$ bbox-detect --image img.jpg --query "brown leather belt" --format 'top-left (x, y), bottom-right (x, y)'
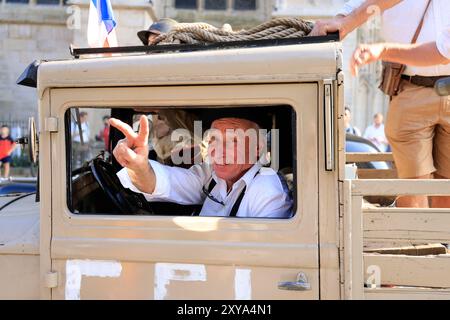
top-left (401, 75), bottom-right (449, 88)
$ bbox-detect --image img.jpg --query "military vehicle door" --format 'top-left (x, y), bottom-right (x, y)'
top-left (49, 82), bottom-right (321, 300)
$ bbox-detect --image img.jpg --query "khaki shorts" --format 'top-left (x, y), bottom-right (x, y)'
top-left (385, 80), bottom-right (450, 179)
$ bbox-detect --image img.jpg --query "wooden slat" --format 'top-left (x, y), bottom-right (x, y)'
top-left (365, 287), bottom-right (450, 300)
top-left (352, 195), bottom-right (364, 299)
top-left (357, 169), bottom-right (397, 179)
top-left (364, 244), bottom-right (447, 256)
top-left (343, 181), bottom-right (353, 299)
top-left (363, 209), bottom-right (450, 243)
top-left (344, 182), bottom-right (365, 299)
top-left (364, 254), bottom-right (450, 288)
top-left (346, 152), bottom-right (394, 163)
top-left (352, 179), bottom-right (450, 196)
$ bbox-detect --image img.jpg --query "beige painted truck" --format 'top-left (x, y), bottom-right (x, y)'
top-left (1, 37), bottom-right (450, 300)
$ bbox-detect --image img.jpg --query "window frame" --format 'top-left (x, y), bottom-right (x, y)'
top-left (174, 0), bottom-right (198, 10)
top-left (233, 0), bottom-right (257, 11)
top-left (204, 0), bottom-right (227, 11)
top-left (172, 0), bottom-right (257, 11)
top-left (64, 104), bottom-right (298, 218)
top-left (3, 0), bottom-right (66, 5)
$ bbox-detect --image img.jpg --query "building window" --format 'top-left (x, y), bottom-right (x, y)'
top-left (4, 0), bottom-right (66, 4)
top-left (175, 0), bottom-right (197, 9)
top-left (205, 0), bottom-right (226, 10)
top-left (36, 0), bottom-right (60, 4)
top-left (173, 0), bottom-right (256, 11)
top-left (5, 0), bottom-right (29, 3)
top-left (234, 0), bottom-right (256, 10)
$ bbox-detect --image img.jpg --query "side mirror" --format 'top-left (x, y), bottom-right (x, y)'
top-left (16, 60), bottom-right (44, 88)
top-left (16, 117), bottom-right (38, 164)
top-left (435, 77), bottom-right (450, 96)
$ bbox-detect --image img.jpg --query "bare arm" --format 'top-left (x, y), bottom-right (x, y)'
top-left (381, 42), bottom-right (449, 66)
top-left (350, 42), bottom-right (450, 75)
top-left (310, 0), bottom-right (403, 39)
top-left (109, 115), bottom-right (157, 194)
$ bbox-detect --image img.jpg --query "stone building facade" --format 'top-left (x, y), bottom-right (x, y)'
top-left (274, 0), bottom-right (390, 133)
top-left (0, 0), bottom-right (273, 131)
top-left (0, 0), bottom-right (154, 127)
top-left (0, 0), bottom-right (71, 123)
top-left (1, 0), bottom-right (388, 134)
top-left (153, 0), bottom-right (273, 29)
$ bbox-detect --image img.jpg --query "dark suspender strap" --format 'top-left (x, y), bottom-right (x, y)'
top-left (229, 186), bottom-right (246, 217)
top-left (196, 170), bottom-right (260, 217)
top-left (229, 171), bottom-right (260, 217)
top-left (207, 178), bottom-right (216, 193)
top-left (193, 177), bottom-right (216, 216)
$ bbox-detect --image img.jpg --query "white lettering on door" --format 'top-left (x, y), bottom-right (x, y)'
top-left (154, 263), bottom-right (207, 300)
top-left (65, 260), bottom-right (122, 300)
top-left (234, 268), bottom-right (252, 300)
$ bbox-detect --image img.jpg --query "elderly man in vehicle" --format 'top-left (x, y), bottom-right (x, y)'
top-left (109, 115), bottom-right (293, 218)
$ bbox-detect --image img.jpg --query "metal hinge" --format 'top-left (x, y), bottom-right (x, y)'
top-left (44, 271), bottom-right (58, 288)
top-left (44, 117), bottom-right (58, 132)
top-left (337, 70), bottom-right (344, 86)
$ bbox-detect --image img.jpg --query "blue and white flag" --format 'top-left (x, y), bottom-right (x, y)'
top-left (87, 0), bottom-right (118, 48)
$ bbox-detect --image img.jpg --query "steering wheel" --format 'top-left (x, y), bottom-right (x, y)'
top-left (90, 158), bottom-right (154, 215)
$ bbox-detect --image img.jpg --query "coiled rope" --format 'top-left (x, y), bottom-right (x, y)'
top-left (154, 18), bottom-right (314, 45)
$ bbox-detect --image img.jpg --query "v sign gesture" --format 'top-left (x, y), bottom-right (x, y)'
top-left (109, 115), bottom-right (156, 194)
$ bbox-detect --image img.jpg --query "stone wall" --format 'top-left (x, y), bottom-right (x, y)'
top-left (0, 0), bottom-right (154, 135)
top-left (1, 0), bottom-right (390, 134)
top-left (0, 3), bottom-right (72, 122)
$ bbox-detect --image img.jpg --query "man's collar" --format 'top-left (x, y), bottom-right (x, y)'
top-left (239, 162), bottom-right (263, 187)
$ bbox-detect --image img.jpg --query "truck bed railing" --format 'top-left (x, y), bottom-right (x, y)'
top-left (346, 152), bottom-right (394, 163)
top-left (346, 152), bottom-right (397, 179)
top-left (344, 179), bottom-right (450, 300)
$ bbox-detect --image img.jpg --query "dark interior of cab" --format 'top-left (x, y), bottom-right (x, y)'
top-left (66, 105), bottom-right (296, 217)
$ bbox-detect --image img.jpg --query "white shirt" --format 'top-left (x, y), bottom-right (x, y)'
top-left (117, 160), bottom-right (293, 218)
top-left (338, 0), bottom-right (450, 76)
top-left (71, 122), bottom-right (90, 143)
top-left (437, 24), bottom-right (450, 59)
top-left (346, 125), bottom-right (362, 136)
top-left (363, 123), bottom-right (388, 152)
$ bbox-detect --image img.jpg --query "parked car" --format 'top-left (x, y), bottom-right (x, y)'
top-left (0, 178), bottom-right (37, 196)
top-left (345, 133), bottom-right (390, 169)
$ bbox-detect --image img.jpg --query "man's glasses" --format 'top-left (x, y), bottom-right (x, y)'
top-left (202, 184), bottom-right (225, 206)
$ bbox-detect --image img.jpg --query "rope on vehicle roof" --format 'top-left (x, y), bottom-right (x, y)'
top-left (154, 18), bottom-right (314, 45)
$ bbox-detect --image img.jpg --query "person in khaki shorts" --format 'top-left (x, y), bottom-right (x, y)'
top-left (310, 0), bottom-right (450, 208)
top-left (350, 36), bottom-right (450, 207)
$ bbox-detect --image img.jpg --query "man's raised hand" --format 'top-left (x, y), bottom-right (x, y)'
top-left (350, 43), bottom-right (385, 76)
top-left (109, 115), bottom-right (156, 194)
